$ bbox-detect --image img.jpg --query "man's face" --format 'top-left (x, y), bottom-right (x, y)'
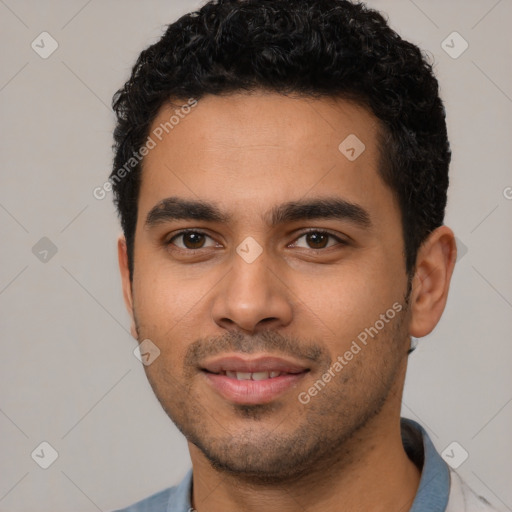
top-left (124, 92), bottom-right (412, 480)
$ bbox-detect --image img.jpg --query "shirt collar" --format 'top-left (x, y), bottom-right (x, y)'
top-left (167, 468), bottom-right (193, 512)
top-left (403, 417), bottom-right (451, 512)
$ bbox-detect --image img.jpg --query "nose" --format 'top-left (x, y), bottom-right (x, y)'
top-left (210, 247), bottom-right (293, 334)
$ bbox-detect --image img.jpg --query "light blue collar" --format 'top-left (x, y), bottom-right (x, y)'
top-left (404, 418), bottom-right (451, 512)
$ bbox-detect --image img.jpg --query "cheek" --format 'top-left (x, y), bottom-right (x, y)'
top-left (132, 271), bottom-right (198, 377)
top-left (300, 261), bottom-right (405, 343)
top-left (131, 260), bottom-right (225, 369)
top-left (133, 260), bottom-right (209, 325)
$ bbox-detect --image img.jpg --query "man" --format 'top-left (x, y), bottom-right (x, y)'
top-left (110, 0), bottom-right (496, 510)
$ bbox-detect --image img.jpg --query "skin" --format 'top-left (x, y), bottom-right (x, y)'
top-left (117, 91), bottom-right (457, 512)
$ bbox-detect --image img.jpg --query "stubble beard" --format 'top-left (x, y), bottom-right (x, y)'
top-left (135, 299), bottom-right (411, 484)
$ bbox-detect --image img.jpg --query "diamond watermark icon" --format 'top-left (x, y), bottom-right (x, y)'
top-left (31, 441), bottom-right (59, 469)
top-left (236, 236), bottom-right (263, 264)
top-left (441, 32), bottom-right (468, 59)
top-left (441, 441), bottom-right (469, 469)
top-left (455, 237), bottom-right (468, 262)
top-left (134, 339), bottom-right (161, 366)
top-left (31, 32), bottom-right (59, 59)
top-left (338, 134), bottom-right (366, 161)
top-left (32, 237), bottom-right (58, 263)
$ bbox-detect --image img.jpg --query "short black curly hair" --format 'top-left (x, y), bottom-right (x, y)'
top-left (111, 0), bottom-right (450, 283)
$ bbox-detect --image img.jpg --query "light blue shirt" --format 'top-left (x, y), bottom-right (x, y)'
top-left (113, 417), bottom-right (450, 512)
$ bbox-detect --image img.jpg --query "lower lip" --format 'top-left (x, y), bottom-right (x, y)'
top-left (203, 372), bottom-right (307, 405)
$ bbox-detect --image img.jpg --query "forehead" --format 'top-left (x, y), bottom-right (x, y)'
top-left (137, 92), bottom-right (397, 230)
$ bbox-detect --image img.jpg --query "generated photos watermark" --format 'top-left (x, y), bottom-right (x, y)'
top-left (298, 301), bottom-right (403, 404)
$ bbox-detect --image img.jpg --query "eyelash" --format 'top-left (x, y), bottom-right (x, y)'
top-left (166, 228), bottom-right (347, 253)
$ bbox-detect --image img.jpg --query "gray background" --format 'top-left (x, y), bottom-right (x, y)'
top-left (0, 1), bottom-right (511, 511)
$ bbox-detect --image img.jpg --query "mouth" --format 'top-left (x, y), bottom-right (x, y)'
top-left (206, 370), bottom-right (294, 380)
top-left (200, 355), bottom-right (310, 405)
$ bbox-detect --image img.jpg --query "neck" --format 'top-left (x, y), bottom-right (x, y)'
top-left (189, 407), bottom-right (421, 512)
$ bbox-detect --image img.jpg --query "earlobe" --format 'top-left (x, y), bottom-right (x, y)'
top-left (117, 234), bottom-right (138, 339)
top-left (409, 226), bottom-right (457, 338)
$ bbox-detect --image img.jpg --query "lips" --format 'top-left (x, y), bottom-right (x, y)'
top-left (201, 355), bottom-right (308, 374)
top-left (201, 355), bottom-right (309, 405)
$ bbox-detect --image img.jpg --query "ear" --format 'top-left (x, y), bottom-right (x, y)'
top-left (117, 234), bottom-right (138, 340)
top-left (409, 225), bottom-right (457, 338)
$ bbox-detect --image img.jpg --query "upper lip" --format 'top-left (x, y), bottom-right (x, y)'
top-left (200, 355), bottom-right (310, 374)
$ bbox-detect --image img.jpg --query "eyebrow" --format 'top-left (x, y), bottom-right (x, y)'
top-left (145, 196), bottom-right (372, 229)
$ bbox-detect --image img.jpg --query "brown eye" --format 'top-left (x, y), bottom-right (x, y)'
top-left (168, 231), bottom-right (216, 250)
top-left (182, 232), bottom-right (205, 249)
top-left (291, 230), bottom-right (344, 250)
top-left (305, 232), bottom-right (329, 249)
